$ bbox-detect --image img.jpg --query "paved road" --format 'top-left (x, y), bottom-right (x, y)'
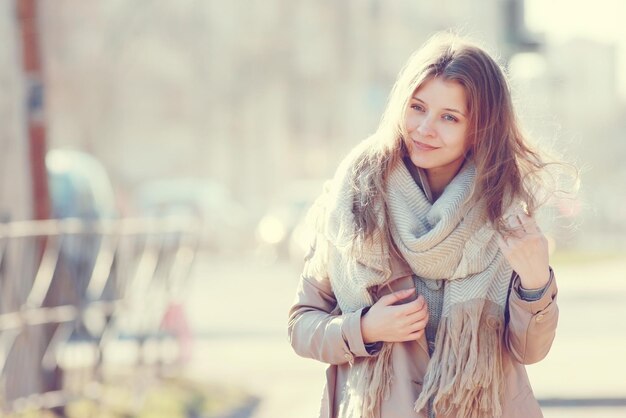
top-left (182, 251), bottom-right (626, 418)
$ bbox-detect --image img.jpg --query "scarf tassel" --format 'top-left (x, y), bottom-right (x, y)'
top-left (338, 342), bottom-right (394, 418)
top-left (414, 300), bottom-right (505, 418)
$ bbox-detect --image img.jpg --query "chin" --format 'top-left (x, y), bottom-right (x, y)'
top-left (407, 152), bottom-right (437, 170)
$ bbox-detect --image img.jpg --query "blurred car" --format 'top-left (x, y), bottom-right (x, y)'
top-left (45, 149), bottom-right (120, 341)
top-left (255, 179), bottom-right (325, 262)
top-left (46, 149), bottom-right (119, 277)
top-left (133, 178), bottom-right (250, 253)
top-left (46, 149), bottom-right (118, 220)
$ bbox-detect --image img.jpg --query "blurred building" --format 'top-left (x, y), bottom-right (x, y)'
top-left (550, 39), bottom-right (624, 247)
top-left (33, 0), bottom-right (538, 215)
top-left (510, 37), bottom-right (624, 248)
top-left (550, 39), bottom-right (619, 156)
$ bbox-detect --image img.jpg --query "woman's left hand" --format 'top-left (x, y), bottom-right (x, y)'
top-left (497, 211), bottom-right (550, 289)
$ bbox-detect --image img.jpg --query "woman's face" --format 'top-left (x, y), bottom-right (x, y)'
top-left (404, 77), bottom-right (470, 180)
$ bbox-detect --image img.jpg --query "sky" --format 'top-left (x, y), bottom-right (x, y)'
top-left (526, 0), bottom-right (626, 98)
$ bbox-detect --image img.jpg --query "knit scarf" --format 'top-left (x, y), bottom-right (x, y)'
top-left (306, 142), bottom-right (514, 418)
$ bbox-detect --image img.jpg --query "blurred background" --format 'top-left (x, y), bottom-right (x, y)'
top-left (1, 0), bottom-right (625, 417)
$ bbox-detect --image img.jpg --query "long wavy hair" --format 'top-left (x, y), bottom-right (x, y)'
top-left (351, 32), bottom-right (558, 246)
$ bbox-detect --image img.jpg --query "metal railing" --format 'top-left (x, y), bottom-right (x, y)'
top-left (0, 217), bottom-right (199, 415)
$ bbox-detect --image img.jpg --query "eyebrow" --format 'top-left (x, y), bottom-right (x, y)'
top-left (412, 96), bottom-right (467, 117)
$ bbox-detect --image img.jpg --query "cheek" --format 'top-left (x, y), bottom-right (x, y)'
top-left (405, 113), bottom-right (420, 131)
top-left (443, 126), bottom-right (469, 149)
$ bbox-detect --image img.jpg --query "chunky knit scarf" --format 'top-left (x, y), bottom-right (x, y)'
top-left (306, 142), bottom-right (514, 418)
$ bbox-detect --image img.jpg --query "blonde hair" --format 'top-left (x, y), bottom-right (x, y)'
top-left (350, 32), bottom-right (568, 244)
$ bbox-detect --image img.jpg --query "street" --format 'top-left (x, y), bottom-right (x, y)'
top-left (182, 251), bottom-right (626, 418)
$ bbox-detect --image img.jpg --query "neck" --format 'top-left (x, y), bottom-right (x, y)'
top-left (425, 159), bottom-right (465, 200)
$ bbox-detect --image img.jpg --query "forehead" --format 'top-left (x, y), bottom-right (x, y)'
top-left (412, 77), bottom-right (467, 112)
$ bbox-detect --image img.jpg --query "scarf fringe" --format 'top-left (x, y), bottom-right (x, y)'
top-left (414, 300), bottom-right (505, 418)
top-left (338, 343), bottom-right (394, 418)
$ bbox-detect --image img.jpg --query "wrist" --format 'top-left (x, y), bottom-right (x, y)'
top-left (518, 267), bottom-right (550, 290)
top-left (360, 313), bottom-right (376, 344)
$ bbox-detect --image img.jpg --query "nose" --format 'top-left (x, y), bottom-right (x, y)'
top-left (416, 115), bottom-right (435, 137)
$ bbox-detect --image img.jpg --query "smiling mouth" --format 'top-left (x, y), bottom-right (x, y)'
top-left (412, 140), bottom-right (439, 151)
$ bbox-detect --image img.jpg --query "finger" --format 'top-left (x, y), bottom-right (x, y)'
top-left (517, 213), bottom-right (539, 234)
top-left (396, 294), bottom-right (426, 314)
top-left (504, 216), bottom-right (519, 236)
top-left (506, 215), bottom-right (527, 240)
top-left (405, 317), bottom-right (429, 333)
top-left (402, 330), bottom-right (425, 342)
top-left (405, 306), bottom-right (429, 323)
top-left (507, 214), bottom-right (522, 230)
top-left (401, 316), bottom-right (428, 333)
top-left (378, 288), bottom-right (415, 306)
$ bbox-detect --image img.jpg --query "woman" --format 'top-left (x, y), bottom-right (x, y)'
top-left (288, 33), bottom-right (560, 418)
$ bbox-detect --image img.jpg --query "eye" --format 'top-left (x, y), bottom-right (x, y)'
top-left (410, 103), bottom-right (425, 112)
top-left (442, 114), bottom-right (458, 122)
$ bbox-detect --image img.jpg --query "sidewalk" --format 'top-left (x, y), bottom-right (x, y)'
top-left (527, 256), bottom-right (626, 417)
top-left (183, 252), bottom-right (626, 418)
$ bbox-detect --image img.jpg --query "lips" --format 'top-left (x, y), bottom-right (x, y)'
top-left (412, 140), bottom-right (439, 151)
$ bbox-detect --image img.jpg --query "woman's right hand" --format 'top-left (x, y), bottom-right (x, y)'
top-left (361, 288), bottom-right (429, 343)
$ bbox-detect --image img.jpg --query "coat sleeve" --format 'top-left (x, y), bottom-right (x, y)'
top-left (504, 268), bottom-right (559, 365)
top-left (287, 238), bottom-right (379, 365)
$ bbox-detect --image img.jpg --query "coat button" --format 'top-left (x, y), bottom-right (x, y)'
top-left (344, 352), bottom-right (354, 365)
top-left (535, 314), bottom-right (545, 323)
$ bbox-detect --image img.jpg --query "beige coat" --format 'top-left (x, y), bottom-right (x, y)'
top-left (288, 250), bottom-right (558, 418)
